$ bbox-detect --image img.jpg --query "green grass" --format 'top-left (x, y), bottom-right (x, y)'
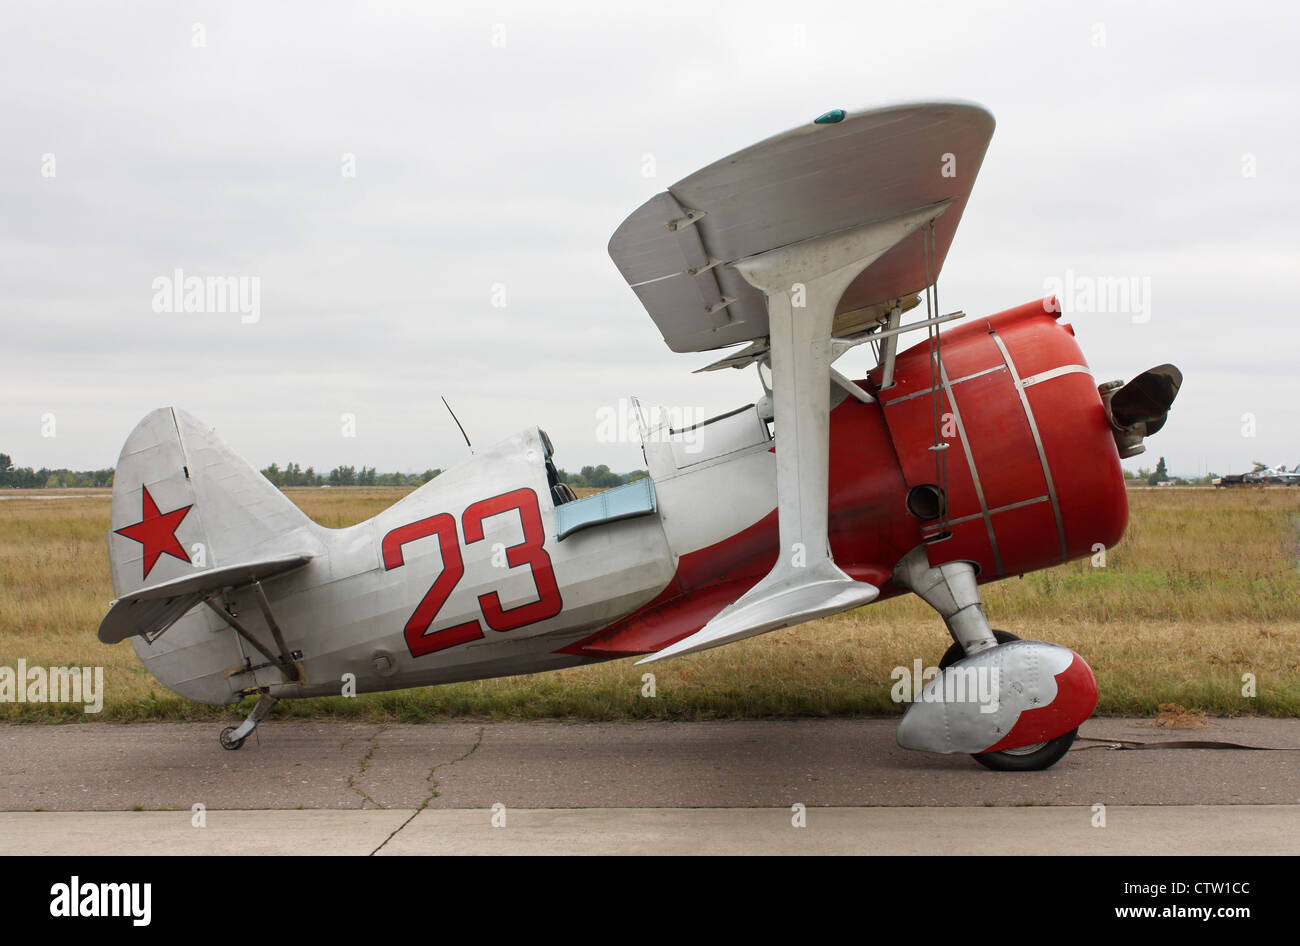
top-left (1, 487), bottom-right (1297, 722)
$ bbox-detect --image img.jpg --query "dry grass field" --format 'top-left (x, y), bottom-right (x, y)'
top-left (1, 486), bottom-right (1297, 722)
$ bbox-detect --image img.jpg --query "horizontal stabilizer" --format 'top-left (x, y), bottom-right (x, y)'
top-left (97, 553), bottom-right (314, 644)
top-left (637, 560), bottom-right (878, 664)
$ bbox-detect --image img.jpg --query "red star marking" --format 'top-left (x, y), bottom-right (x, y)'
top-left (115, 485), bottom-right (194, 579)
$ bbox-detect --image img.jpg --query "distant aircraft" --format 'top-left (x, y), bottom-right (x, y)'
top-left (1214, 462), bottom-right (1300, 486)
top-left (98, 103), bottom-right (1181, 770)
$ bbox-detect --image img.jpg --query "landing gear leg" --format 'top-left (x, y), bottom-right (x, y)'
top-left (219, 690), bottom-right (278, 750)
top-left (892, 547), bottom-right (1087, 771)
top-left (892, 546), bottom-right (997, 657)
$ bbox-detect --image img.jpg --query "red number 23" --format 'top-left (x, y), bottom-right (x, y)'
top-left (381, 488), bottom-right (563, 658)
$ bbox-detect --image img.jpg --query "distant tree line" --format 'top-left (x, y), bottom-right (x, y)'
top-left (556, 465), bottom-right (648, 489)
top-left (258, 462), bottom-right (441, 488)
top-left (2, 450), bottom-right (645, 491)
top-left (1123, 456), bottom-right (1220, 486)
top-left (0, 453), bottom-right (114, 488)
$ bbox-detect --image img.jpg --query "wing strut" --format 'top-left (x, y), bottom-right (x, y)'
top-left (640, 204), bottom-right (948, 663)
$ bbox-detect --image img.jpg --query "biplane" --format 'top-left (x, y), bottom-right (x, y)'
top-left (99, 102), bottom-right (1180, 769)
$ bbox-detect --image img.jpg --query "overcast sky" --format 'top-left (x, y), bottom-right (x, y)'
top-left (2, 0), bottom-right (1296, 479)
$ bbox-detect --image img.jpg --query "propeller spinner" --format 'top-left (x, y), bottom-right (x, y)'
top-left (1100, 364), bottom-right (1182, 457)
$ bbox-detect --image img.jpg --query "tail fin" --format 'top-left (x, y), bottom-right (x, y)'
top-left (107, 408), bottom-right (324, 600)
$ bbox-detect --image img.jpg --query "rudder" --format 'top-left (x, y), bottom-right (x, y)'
top-left (108, 407), bottom-right (324, 599)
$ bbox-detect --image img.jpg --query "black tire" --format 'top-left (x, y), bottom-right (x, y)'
top-left (937, 629), bottom-right (1020, 670)
top-left (935, 631), bottom-right (1076, 771)
top-left (972, 729), bottom-right (1077, 771)
top-left (219, 726), bottom-right (245, 751)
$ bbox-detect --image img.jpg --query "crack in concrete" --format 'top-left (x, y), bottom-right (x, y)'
top-left (345, 726), bottom-right (388, 810)
top-left (369, 726), bottom-right (485, 856)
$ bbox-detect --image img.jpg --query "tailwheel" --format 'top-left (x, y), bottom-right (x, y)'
top-left (217, 691), bottom-right (276, 751)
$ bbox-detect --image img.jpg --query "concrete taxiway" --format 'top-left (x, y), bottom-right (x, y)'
top-left (3, 806), bottom-right (1295, 856)
top-left (2, 717), bottom-right (1296, 854)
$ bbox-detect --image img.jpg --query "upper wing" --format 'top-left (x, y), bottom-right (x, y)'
top-left (608, 101), bottom-right (994, 354)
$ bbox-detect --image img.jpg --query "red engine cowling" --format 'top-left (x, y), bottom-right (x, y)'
top-left (862, 296), bottom-right (1128, 585)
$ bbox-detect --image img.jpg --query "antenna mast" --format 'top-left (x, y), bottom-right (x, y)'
top-left (441, 396), bottom-right (473, 455)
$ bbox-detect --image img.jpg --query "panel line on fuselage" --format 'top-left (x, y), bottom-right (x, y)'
top-left (1019, 364), bottom-right (1092, 388)
top-left (989, 330), bottom-right (1069, 564)
top-left (925, 359), bottom-right (1003, 577)
top-left (942, 494), bottom-right (1050, 529)
top-left (880, 364), bottom-right (1006, 406)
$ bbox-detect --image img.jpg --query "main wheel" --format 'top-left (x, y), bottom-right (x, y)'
top-left (934, 631), bottom-right (1076, 771)
top-left (972, 729), bottom-right (1077, 771)
top-left (219, 726), bottom-right (246, 751)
